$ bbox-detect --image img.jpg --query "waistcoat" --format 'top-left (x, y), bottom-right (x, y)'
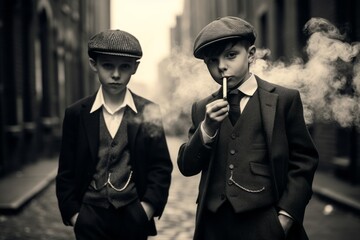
top-left (83, 108), bottom-right (138, 209)
top-left (206, 90), bottom-right (275, 213)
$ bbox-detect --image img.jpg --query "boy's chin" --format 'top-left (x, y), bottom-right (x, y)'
top-left (104, 87), bottom-right (126, 96)
top-left (227, 82), bottom-right (240, 90)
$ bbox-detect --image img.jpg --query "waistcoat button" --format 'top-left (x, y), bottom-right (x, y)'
top-left (229, 164), bottom-right (234, 169)
top-left (230, 149), bottom-right (236, 155)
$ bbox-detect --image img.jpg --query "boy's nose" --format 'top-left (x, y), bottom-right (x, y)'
top-left (218, 58), bottom-right (227, 73)
top-left (112, 69), bottom-right (120, 79)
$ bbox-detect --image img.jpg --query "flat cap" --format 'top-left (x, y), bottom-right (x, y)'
top-left (88, 29), bottom-right (142, 59)
top-left (193, 16), bottom-right (256, 59)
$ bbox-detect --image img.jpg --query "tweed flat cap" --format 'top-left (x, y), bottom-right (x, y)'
top-left (88, 29), bottom-right (142, 59)
top-left (193, 16), bottom-right (256, 59)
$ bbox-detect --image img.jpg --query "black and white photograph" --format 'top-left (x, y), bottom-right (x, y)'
top-left (0, 0), bottom-right (359, 239)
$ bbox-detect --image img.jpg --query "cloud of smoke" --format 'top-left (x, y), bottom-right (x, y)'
top-left (252, 18), bottom-right (360, 127)
top-left (152, 49), bottom-right (217, 136)
top-left (151, 17), bottom-right (360, 136)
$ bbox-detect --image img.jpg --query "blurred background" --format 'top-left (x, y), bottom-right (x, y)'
top-left (0, 0), bottom-right (359, 239)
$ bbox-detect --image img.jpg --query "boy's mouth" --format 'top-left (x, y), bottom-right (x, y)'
top-left (222, 75), bottom-right (233, 81)
top-left (223, 76), bottom-right (235, 86)
top-left (109, 83), bottom-right (123, 88)
top-left (226, 77), bottom-right (241, 90)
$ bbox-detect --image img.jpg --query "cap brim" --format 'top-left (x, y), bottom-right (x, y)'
top-left (91, 50), bottom-right (142, 59)
top-left (194, 35), bottom-right (247, 59)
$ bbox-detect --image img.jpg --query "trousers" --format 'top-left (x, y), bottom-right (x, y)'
top-left (200, 201), bottom-right (285, 240)
top-left (74, 201), bottom-right (149, 240)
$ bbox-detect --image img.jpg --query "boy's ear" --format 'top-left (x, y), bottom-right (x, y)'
top-left (89, 58), bottom-right (98, 72)
top-left (248, 45), bottom-right (256, 64)
top-left (132, 61), bottom-right (140, 74)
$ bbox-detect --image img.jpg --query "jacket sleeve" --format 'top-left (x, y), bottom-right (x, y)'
top-left (140, 104), bottom-right (173, 218)
top-left (177, 101), bottom-right (214, 176)
top-left (277, 91), bottom-right (319, 224)
top-left (55, 108), bottom-right (81, 226)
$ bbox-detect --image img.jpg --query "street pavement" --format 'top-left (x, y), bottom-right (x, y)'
top-left (0, 136), bottom-right (359, 239)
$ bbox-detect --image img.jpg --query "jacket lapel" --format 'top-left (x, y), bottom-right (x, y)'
top-left (257, 78), bottom-right (278, 148)
top-left (81, 95), bottom-right (100, 163)
top-left (126, 108), bottom-right (140, 154)
top-left (126, 96), bottom-right (141, 154)
top-left (257, 77), bottom-right (281, 198)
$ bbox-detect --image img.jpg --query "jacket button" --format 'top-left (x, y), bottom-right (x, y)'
top-left (231, 133), bottom-right (236, 139)
top-left (229, 164), bottom-right (234, 170)
top-left (228, 180), bottom-right (233, 186)
top-left (230, 149), bottom-right (235, 155)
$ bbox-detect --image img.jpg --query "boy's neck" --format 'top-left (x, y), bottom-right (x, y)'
top-left (243, 72), bottom-right (251, 83)
top-left (233, 72), bottom-right (251, 90)
top-left (102, 90), bottom-right (126, 112)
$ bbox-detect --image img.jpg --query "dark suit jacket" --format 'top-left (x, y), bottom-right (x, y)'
top-left (177, 77), bottom-right (319, 240)
top-left (56, 91), bottom-right (173, 235)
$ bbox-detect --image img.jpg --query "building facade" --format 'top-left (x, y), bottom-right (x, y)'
top-left (0, 0), bottom-right (110, 177)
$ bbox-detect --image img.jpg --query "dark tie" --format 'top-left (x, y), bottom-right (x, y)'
top-left (228, 90), bottom-right (244, 125)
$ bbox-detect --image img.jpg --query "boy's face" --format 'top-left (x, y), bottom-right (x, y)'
top-left (204, 42), bottom-right (255, 90)
top-left (89, 54), bottom-right (139, 96)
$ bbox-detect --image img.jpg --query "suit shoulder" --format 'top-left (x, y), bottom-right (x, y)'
top-left (131, 91), bottom-right (155, 105)
top-left (68, 95), bottom-right (94, 107)
top-left (64, 95), bottom-right (95, 115)
top-left (258, 78), bottom-right (299, 97)
top-left (130, 91), bottom-right (161, 113)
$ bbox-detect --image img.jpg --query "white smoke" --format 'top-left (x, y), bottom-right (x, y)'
top-left (154, 48), bottom-right (217, 136)
top-left (153, 17), bottom-right (360, 135)
top-left (252, 17), bottom-right (360, 127)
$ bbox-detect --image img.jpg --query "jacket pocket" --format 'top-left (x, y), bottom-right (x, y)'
top-left (249, 162), bottom-right (271, 177)
top-left (251, 143), bottom-right (267, 150)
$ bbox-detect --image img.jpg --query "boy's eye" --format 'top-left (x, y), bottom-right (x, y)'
top-left (226, 52), bottom-right (237, 59)
top-left (120, 64), bottom-right (131, 70)
top-left (206, 58), bottom-right (218, 64)
top-left (102, 63), bottom-right (114, 69)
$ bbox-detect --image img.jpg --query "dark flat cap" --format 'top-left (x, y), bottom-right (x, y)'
top-left (193, 16), bottom-right (256, 59)
top-left (88, 29), bottom-right (142, 59)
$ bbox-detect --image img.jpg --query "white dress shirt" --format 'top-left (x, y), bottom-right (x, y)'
top-left (90, 86), bottom-right (138, 138)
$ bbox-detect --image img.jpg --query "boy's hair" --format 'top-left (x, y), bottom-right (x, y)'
top-left (202, 38), bottom-right (253, 60)
top-left (193, 16), bottom-right (256, 59)
top-left (88, 29), bottom-right (142, 60)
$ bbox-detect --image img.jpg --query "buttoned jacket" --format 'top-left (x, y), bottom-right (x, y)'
top-left (177, 76), bottom-right (319, 240)
top-left (56, 91), bottom-right (173, 235)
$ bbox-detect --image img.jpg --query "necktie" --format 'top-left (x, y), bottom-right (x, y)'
top-left (228, 90), bottom-right (244, 125)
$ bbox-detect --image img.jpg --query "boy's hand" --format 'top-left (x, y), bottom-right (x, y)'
top-left (203, 99), bottom-right (228, 136)
top-left (70, 212), bottom-right (79, 226)
top-left (278, 214), bottom-right (293, 236)
top-left (140, 201), bottom-right (155, 220)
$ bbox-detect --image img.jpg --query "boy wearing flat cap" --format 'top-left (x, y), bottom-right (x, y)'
top-left (178, 16), bottom-right (318, 240)
top-left (56, 29), bottom-right (173, 240)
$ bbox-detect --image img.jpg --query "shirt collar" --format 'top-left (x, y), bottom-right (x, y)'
top-left (238, 73), bottom-right (257, 96)
top-left (90, 85), bottom-right (138, 114)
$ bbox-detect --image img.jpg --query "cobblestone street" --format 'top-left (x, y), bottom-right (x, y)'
top-left (148, 137), bottom-right (199, 240)
top-left (0, 137), bottom-right (359, 239)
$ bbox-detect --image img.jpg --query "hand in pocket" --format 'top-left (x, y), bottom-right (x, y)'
top-left (140, 201), bottom-right (154, 220)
